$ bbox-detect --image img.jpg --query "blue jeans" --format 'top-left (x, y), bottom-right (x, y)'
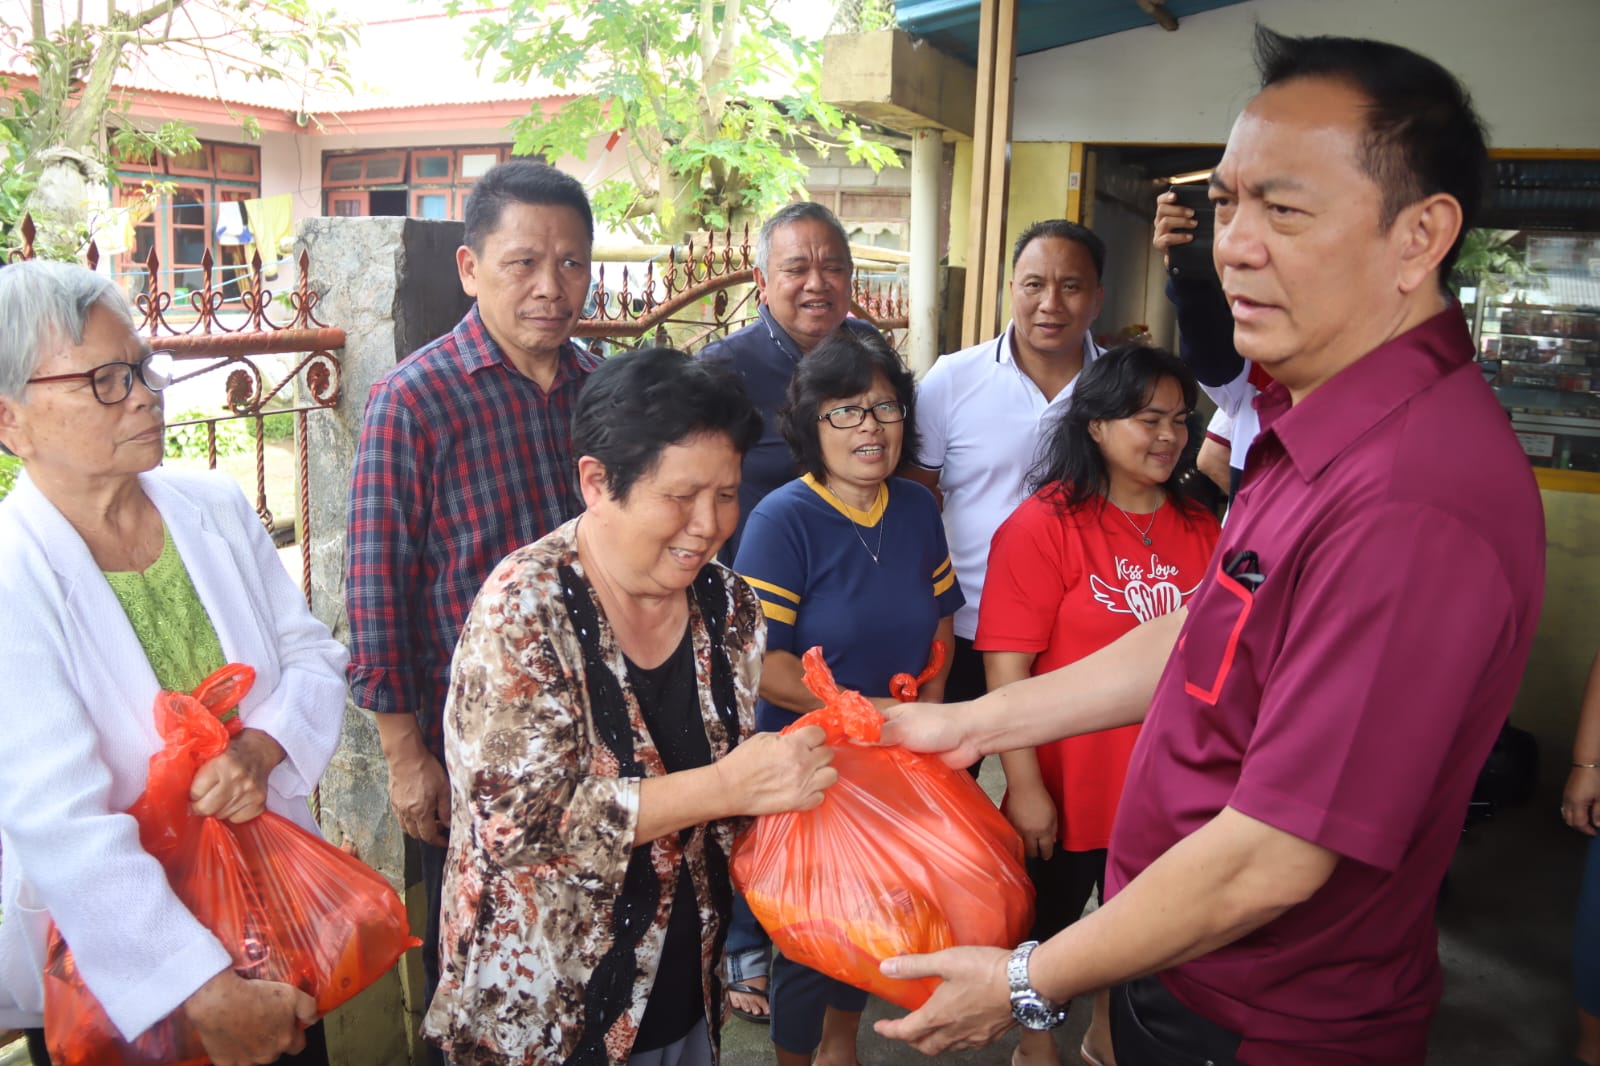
top-left (1577, 833), bottom-right (1600, 1016)
top-left (724, 891), bottom-right (771, 985)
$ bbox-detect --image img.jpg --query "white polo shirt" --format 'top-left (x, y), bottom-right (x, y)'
top-left (915, 325), bottom-right (1101, 639)
top-left (1203, 363), bottom-right (1261, 475)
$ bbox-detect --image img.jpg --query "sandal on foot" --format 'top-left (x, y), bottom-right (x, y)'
top-left (1079, 1042), bottom-right (1108, 1066)
top-left (727, 979), bottom-right (771, 1025)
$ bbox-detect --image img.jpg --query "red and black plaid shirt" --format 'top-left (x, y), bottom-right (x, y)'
top-left (345, 305), bottom-right (602, 757)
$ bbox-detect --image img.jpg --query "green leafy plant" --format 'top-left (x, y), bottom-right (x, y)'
top-left (1453, 228), bottom-right (1529, 298)
top-left (460, 0), bottom-right (900, 241)
top-left (164, 410), bottom-right (251, 463)
top-left (0, 453), bottom-right (20, 502)
top-left (250, 411), bottom-right (296, 443)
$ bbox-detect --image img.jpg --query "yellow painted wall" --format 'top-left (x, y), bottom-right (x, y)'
top-left (999, 142), bottom-right (1077, 324)
top-left (950, 140), bottom-right (972, 270)
top-left (1511, 489), bottom-right (1600, 733)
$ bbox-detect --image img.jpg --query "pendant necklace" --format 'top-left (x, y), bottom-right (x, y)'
top-left (823, 482), bottom-right (886, 564)
top-left (1111, 500), bottom-right (1160, 546)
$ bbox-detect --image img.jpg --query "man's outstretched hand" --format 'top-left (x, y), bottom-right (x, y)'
top-left (878, 702), bottom-right (984, 770)
top-left (872, 946), bottom-right (1015, 1055)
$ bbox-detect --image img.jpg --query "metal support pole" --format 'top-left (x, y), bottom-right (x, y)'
top-left (908, 127), bottom-right (941, 375)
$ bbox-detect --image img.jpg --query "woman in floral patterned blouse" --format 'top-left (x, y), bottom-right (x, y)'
top-left (423, 348), bottom-right (840, 1066)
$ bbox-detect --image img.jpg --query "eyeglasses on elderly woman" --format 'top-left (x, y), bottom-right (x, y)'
top-left (816, 400), bottom-right (907, 430)
top-left (26, 350), bottom-right (175, 406)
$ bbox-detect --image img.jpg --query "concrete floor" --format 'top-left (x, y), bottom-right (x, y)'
top-left (721, 741), bottom-right (1587, 1066)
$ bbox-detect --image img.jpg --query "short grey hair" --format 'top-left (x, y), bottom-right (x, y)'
top-left (0, 260), bottom-right (132, 400)
top-left (754, 202), bottom-right (852, 275)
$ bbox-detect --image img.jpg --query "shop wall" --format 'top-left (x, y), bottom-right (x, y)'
top-left (1088, 193), bottom-right (1154, 346)
top-left (1512, 488), bottom-right (1600, 739)
top-left (945, 140), bottom-right (1079, 338)
top-left (949, 140), bottom-right (973, 270)
top-left (1012, 0), bottom-right (1600, 149)
top-left (1004, 142), bottom-right (1076, 282)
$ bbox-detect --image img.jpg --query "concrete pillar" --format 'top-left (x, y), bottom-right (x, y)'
top-left (908, 128), bottom-right (942, 375)
top-left (298, 216), bottom-right (472, 1066)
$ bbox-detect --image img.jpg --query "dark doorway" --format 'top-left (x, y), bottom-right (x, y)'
top-left (368, 189), bottom-right (408, 217)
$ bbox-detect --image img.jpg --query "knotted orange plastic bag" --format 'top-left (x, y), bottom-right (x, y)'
top-left (730, 648), bottom-right (1034, 1010)
top-left (43, 665), bottom-right (419, 1066)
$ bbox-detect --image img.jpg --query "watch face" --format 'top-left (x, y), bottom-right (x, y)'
top-left (1011, 994), bottom-right (1066, 1031)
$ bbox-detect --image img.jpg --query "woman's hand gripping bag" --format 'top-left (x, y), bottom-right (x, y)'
top-left (42, 665), bottom-right (419, 1066)
top-left (730, 647), bottom-right (1034, 1010)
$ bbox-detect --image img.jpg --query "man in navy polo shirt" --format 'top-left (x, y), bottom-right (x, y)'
top-left (873, 27), bottom-right (1545, 1066)
top-left (701, 202), bottom-right (885, 564)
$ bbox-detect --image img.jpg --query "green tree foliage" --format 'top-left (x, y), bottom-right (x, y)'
top-left (457, 0), bottom-right (900, 241)
top-left (0, 453), bottom-right (19, 502)
top-left (1, 0), bottom-right (357, 259)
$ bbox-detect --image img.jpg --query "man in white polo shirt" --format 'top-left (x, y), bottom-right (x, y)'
top-left (908, 220), bottom-right (1106, 709)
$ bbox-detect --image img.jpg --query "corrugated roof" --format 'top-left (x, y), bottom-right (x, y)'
top-left (897, 0), bottom-right (1253, 64)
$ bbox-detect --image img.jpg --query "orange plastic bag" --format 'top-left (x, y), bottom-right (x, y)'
top-left (730, 648), bottom-right (1034, 1010)
top-left (43, 665), bottom-right (419, 1066)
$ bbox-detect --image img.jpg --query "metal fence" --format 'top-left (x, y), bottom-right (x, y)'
top-left (11, 216), bottom-right (346, 605)
top-left (577, 225), bottom-right (909, 351)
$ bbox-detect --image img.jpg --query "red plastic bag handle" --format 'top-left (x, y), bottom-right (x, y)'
top-left (191, 663), bottom-right (256, 734)
top-left (790, 647), bottom-right (885, 744)
top-left (889, 640), bottom-right (948, 703)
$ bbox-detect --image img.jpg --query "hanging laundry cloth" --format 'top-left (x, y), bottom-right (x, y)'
top-left (214, 201), bottom-right (254, 245)
top-left (242, 194), bottom-right (294, 278)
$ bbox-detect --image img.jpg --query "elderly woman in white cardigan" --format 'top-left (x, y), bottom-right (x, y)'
top-left (0, 260), bottom-right (348, 1066)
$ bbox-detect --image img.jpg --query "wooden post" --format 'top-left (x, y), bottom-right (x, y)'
top-left (960, 0), bottom-right (1019, 347)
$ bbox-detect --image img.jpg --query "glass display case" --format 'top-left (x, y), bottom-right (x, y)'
top-left (1470, 235), bottom-right (1600, 473)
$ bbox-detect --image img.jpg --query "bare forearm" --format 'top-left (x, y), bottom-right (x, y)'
top-left (997, 748), bottom-right (1046, 791)
top-left (1028, 807), bottom-right (1337, 1003)
top-left (967, 610), bottom-right (1185, 756)
top-left (918, 617), bottom-right (958, 703)
top-left (1573, 648), bottom-right (1600, 764)
top-left (758, 649), bottom-right (826, 714)
top-left (636, 765), bottom-right (733, 844)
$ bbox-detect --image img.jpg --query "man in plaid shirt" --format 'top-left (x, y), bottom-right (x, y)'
top-left (344, 161), bottom-right (603, 1042)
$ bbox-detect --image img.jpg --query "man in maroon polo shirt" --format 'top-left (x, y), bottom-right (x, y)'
top-left (871, 27), bottom-right (1545, 1066)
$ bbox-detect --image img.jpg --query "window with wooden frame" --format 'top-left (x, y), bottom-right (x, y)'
top-left (412, 151), bottom-right (455, 183)
top-left (165, 145), bottom-right (215, 179)
top-left (410, 189), bottom-right (452, 220)
top-left (214, 146), bottom-right (260, 180)
top-left (322, 152), bottom-right (408, 188)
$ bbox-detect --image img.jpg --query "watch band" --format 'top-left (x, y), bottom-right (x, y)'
top-left (1007, 940), bottom-right (1068, 1030)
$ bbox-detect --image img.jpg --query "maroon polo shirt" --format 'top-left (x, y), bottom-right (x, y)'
top-left (1105, 304), bottom-right (1545, 1064)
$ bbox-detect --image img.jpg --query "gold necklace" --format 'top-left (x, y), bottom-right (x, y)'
top-left (822, 481), bottom-right (886, 565)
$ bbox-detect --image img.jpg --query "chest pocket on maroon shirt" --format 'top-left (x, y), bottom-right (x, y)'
top-left (1178, 554), bottom-right (1259, 706)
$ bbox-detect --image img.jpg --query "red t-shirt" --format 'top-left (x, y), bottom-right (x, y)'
top-left (976, 490), bottom-right (1220, 850)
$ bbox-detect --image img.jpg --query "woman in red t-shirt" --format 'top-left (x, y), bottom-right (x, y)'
top-left (977, 343), bottom-right (1221, 1066)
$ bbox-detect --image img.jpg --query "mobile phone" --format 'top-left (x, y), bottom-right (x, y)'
top-left (1165, 183), bottom-right (1218, 285)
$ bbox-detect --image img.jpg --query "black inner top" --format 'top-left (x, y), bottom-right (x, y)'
top-left (626, 626), bottom-right (711, 1052)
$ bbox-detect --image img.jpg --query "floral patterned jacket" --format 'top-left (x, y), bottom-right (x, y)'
top-left (422, 518), bottom-right (764, 1065)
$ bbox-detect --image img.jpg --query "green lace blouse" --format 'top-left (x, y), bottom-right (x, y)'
top-left (103, 525), bottom-right (227, 693)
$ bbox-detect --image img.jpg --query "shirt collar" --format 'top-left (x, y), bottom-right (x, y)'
top-left (458, 303), bottom-right (585, 389)
top-left (757, 304), bottom-right (806, 363)
top-left (1257, 301), bottom-right (1475, 483)
top-left (993, 323), bottom-right (1101, 367)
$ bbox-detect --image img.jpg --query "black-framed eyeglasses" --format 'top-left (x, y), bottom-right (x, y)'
top-left (26, 350), bottom-right (176, 406)
top-left (817, 401), bottom-right (907, 430)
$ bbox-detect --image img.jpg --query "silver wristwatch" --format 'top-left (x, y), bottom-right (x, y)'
top-left (1007, 940), bottom-right (1068, 1030)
